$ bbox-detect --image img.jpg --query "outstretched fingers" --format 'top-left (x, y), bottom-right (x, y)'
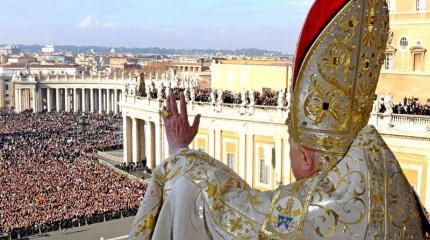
top-left (165, 94), bottom-right (172, 113)
top-left (180, 92), bottom-right (188, 121)
top-left (191, 114), bottom-right (201, 135)
top-left (170, 92), bottom-right (179, 117)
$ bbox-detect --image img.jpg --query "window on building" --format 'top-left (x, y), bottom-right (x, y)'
top-left (400, 37), bottom-right (408, 49)
top-left (5, 84), bottom-right (8, 91)
top-left (225, 142), bottom-right (237, 170)
top-left (227, 153), bottom-right (235, 170)
top-left (385, 53), bottom-right (394, 71)
top-left (413, 53), bottom-right (424, 72)
top-left (259, 158), bottom-right (269, 184)
top-left (196, 137), bottom-right (207, 153)
top-left (410, 46), bottom-right (427, 72)
top-left (403, 169), bottom-right (420, 196)
top-left (417, 0), bottom-right (425, 11)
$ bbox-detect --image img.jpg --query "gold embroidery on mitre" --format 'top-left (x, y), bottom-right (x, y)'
top-left (290, 0), bottom-right (390, 168)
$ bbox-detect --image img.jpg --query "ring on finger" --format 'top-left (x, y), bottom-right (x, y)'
top-left (162, 110), bottom-right (173, 119)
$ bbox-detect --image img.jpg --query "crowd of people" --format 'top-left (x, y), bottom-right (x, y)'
top-left (0, 112), bottom-right (146, 234)
top-left (378, 96), bottom-right (430, 116)
top-left (137, 87), bottom-right (285, 107)
top-left (392, 97), bottom-right (430, 115)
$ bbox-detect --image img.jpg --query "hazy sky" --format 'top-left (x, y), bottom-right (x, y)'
top-left (0, 0), bottom-right (314, 52)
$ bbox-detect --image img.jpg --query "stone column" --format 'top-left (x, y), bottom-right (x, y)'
top-left (209, 129), bottom-right (216, 158)
top-left (14, 88), bottom-right (19, 113)
top-left (37, 89), bottom-right (43, 112)
top-left (56, 88), bottom-right (60, 111)
top-left (25, 89), bottom-right (29, 111)
top-left (114, 89), bottom-right (118, 114)
top-left (132, 118), bottom-right (140, 163)
top-left (65, 88), bottom-right (70, 112)
top-left (238, 133), bottom-right (246, 179)
top-left (32, 88), bottom-right (37, 113)
top-left (123, 115), bottom-right (132, 164)
top-left (214, 129), bottom-right (222, 161)
top-left (275, 137), bottom-right (283, 186)
top-left (98, 88), bottom-right (102, 113)
top-left (119, 90), bottom-right (123, 112)
top-left (81, 89), bottom-right (86, 112)
top-left (18, 89), bottom-right (22, 112)
top-left (90, 89), bottom-right (94, 112)
top-left (106, 89), bottom-right (111, 113)
top-left (155, 121), bottom-right (163, 165)
top-left (145, 121), bottom-right (154, 169)
top-left (139, 120), bottom-right (146, 162)
top-left (245, 134), bottom-right (254, 186)
top-left (73, 88), bottom-right (78, 112)
top-left (47, 88), bottom-right (52, 112)
top-left (283, 136), bottom-right (291, 184)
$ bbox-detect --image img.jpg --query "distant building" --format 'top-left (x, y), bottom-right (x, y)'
top-left (41, 45), bottom-right (55, 54)
top-left (7, 55), bottom-right (35, 65)
top-left (45, 54), bottom-right (75, 64)
top-left (377, 0), bottom-right (430, 103)
top-left (0, 45), bottom-right (20, 55)
top-left (170, 59), bottom-right (209, 73)
top-left (0, 55), bottom-right (8, 64)
top-left (109, 56), bottom-right (138, 69)
top-left (140, 60), bottom-right (169, 76)
top-left (0, 63), bottom-right (84, 109)
top-left (12, 73), bottom-right (132, 114)
top-left (0, 78), bottom-right (6, 109)
top-left (211, 59), bottom-right (292, 92)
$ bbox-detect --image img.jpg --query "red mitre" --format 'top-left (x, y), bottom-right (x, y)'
top-left (292, 0), bottom-right (348, 89)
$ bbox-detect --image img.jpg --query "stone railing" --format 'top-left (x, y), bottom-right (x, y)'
top-left (369, 113), bottom-right (430, 138)
top-left (123, 95), bottom-right (289, 125)
top-left (390, 114), bottom-right (430, 127)
top-left (12, 73), bottom-right (137, 86)
top-left (36, 74), bottom-right (136, 84)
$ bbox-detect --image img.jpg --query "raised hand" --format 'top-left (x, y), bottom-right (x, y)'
top-left (163, 91), bottom-right (201, 155)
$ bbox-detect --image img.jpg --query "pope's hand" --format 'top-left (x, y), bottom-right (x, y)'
top-left (163, 92), bottom-right (201, 155)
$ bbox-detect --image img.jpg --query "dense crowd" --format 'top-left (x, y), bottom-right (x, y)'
top-left (138, 87), bottom-right (285, 107)
top-left (0, 112), bottom-right (146, 234)
top-left (378, 96), bottom-right (430, 116)
top-left (393, 97), bottom-right (430, 115)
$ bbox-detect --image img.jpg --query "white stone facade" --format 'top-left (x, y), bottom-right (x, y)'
top-left (121, 94), bottom-right (291, 190)
top-left (12, 73), bottom-right (136, 114)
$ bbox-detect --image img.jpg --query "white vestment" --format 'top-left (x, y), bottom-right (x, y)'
top-left (130, 126), bottom-right (429, 239)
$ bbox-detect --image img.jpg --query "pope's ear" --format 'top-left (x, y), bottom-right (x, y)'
top-left (299, 146), bottom-right (316, 171)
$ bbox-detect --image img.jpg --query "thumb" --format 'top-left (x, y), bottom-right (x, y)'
top-left (191, 114), bottom-right (201, 132)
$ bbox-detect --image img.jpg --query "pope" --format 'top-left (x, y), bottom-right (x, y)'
top-left (130, 0), bottom-right (430, 239)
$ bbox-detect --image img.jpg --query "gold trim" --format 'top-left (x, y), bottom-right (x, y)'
top-left (291, 0), bottom-right (358, 148)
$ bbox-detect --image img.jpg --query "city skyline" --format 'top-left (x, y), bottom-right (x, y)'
top-left (0, 0), bottom-right (313, 52)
